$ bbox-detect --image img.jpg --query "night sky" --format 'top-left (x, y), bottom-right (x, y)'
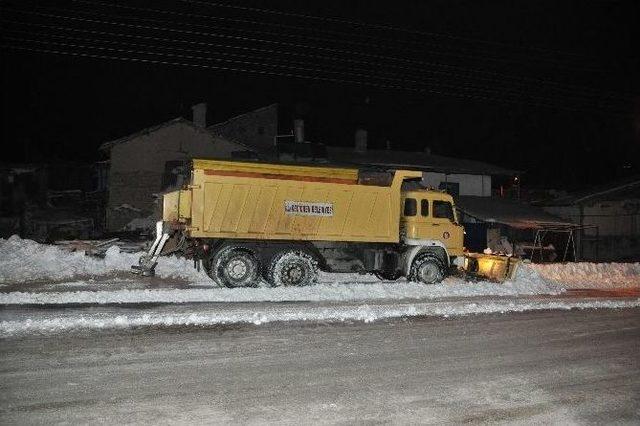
top-left (1, 0), bottom-right (639, 189)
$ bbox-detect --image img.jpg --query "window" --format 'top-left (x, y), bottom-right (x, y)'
top-left (421, 199), bottom-right (429, 216)
top-left (404, 198), bottom-right (417, 216)
top-left (438, 181), bottom-right (460, 196)
top-left (433, 200), bottom-right (455, 222)
top-left (161, 160), bottom-right (187, 190)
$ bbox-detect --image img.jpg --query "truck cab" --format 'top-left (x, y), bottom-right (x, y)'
top-left (400, 190), bottom-right (465, 258)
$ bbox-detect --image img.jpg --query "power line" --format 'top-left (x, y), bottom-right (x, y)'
top-left (2, 24), bottom-right (624, 113)
top-left (58, 3), bottom-right (637, 101)
top-left (0, 35), bottom-right (530, 99)
top-left (4, 19), bottom-right (623, 110)
top-left (180, 0), bottom-right (617, 66)
top-left (3, 5), bottom-right (629, 107)
top-left (2, 36), bottom-right (628, 115)
top-left (68, 0), bottom-right (607, 74)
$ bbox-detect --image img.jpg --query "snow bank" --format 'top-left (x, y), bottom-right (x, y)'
top-left (0, 275), bottom-right (564, 305)
top-left (1, 298), bottom-right (638, 337)
top-left (0, 235), bottom-right (208, 283)
top-left (531, 262), bottom-right (640, 289)
top-left (2, 235), bottom-right (638, 298)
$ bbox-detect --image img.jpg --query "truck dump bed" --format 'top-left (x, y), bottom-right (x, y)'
top-left (164, 159), bottom-right (421, 243)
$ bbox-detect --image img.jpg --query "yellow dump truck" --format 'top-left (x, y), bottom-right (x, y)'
top-left (133, 159), bottom-right (518, 287)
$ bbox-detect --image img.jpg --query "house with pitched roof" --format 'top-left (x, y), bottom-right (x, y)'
top-left (99, 103), bottom-right (261, 231)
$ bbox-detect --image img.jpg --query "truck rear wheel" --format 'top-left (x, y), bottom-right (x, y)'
top-left (267, 251), bottom-right (318, 287)
top-left (410, 253), bottom-right (445, 284)
top-left (208, 246), bottom-right (259, 288)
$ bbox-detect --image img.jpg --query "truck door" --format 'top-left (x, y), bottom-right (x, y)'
top-left (427, 199), bottom-right (464, 251)
top-left (403, 196), bottom-right (463, 252)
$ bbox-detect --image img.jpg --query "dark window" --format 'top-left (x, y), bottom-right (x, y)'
top-left (161, 160), bottom-right (187, 190)
top-left (404, 198), bottom-right (417, 216)
top-left (421, 199), bottom-right (429, 216)
top-left (433, 200), bottom-right (455, 222)
top-left (438, 181), bottom-right (460, 196)
top-left (257, 126), bottom-right (265, 135)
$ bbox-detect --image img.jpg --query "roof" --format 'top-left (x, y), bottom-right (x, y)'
top-left (207, 103), bottom-right (278, 153)
top-left (456, 196), bottom-right (577, 229)
top-left (99, 117), bottom-right (249, 151)
top-left (207, 103), bottom-right (278, 134)
top-left (326, 147), bottom-right (518, 176)
top-left (545, 176), bottom-right (640, 206)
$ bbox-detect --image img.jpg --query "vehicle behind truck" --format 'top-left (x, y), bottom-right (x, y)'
top-left (132, 159), bottom-right (518, 287)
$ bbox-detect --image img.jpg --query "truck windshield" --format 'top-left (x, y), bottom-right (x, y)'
top-left (433, 200), bottom-right (455, 222)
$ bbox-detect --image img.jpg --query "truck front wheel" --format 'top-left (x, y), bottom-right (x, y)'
top-left (410, 253), bottom-right (445, 284)
top-left (267, 251), bottom-right (318, 287)
top-left (208, 246), bottom-right (260, 288)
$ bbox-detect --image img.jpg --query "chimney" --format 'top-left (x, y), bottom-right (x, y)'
top-left (293, 119), bottom-right (305, 143)
top-left (355, 128), bottom-right (367, 152)
top-left (385, 139), bottom-right (391, 150)
top-left (191, 103), bottom-right (207, 127)
top-left (424, 146), bottom-right (432, 155)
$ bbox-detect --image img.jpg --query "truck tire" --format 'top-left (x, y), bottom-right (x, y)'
top-left (410, 253), bottom-right (445, 284)
top-left (208, 246), bottom-right (260, 288)
top-left (267, 251), bottom-right (318, 287)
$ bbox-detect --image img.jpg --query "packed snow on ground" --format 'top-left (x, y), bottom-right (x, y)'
top-left (531, 262), bottom-right (640, 289)
top-left (0, 235), bottom-right (208, 283)
top-left (1, 298), bottom-right (639, 337)
top-left (0, 235), bottom-right (561, 298)
top-left (1, 236), bottom-right (639, 308)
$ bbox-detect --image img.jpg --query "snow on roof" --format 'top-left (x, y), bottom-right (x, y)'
top-left (456, 196), bottom-right (576, 229)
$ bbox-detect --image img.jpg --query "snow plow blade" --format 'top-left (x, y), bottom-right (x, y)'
top-left (463, 253), bottom-right (520, 282)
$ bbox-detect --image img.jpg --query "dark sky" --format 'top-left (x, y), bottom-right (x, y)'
top-left (1, 0), bottom-right (639, 189)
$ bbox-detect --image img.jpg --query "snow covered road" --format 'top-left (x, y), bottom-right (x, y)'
top-left (2, 308), bottom-right (638, 424)
top-left (1, 236), bottom-right (639, 336)
top-left (2, 296), bottom-right (639, 337)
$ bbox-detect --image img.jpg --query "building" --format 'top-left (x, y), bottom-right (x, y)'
top-left (100, 103), bottom-right (258, 231)
top-left (0, 162), bottom-right (107, 241)
top-left (542, 177), bottom-right (640, 261)
top-left (325, 146), bottom-right (517, 198)
top-left (208, 103), bottom-right (278, 156)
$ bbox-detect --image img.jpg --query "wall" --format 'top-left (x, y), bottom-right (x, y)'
top-left (210, 104), bottom-right (278, 153)
top-left (545, 200), bottom-right (640, 261)
top-left (106, 122), bottom-right (243, 231)
top-left (422, 172), bottom-right (491, 197)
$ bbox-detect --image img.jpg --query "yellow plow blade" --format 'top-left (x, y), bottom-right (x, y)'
top-left (463, 253), bottom-right (521, 282)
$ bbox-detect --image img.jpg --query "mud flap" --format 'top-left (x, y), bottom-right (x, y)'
top-left (463, 253), bottom-right (520, 282)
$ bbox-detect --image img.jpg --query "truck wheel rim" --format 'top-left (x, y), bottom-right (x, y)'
top-left (283, 264), bottom-right (304, 285)
top-left (227, 258), bottom-right (248, 280)
top-left (419, 263), bottom-right (440, 283)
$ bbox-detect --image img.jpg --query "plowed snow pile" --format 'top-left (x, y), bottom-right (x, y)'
top-left (0, 235), bottom-right (208, 283)
top-left (1, 236), bottom-right (638, 306)
top-left (531, 262), bottom-right (640, 289)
